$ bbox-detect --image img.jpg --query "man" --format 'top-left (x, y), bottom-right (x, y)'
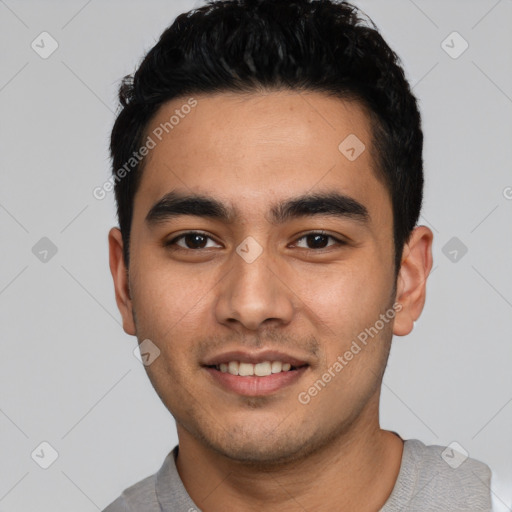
top-left (104, 0), bottom-right (492, 510)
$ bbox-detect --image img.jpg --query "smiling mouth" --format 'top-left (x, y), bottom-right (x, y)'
top-left (207, 360), bottom-right (308, 377)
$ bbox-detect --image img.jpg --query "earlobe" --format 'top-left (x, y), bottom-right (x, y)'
top-left (393, 226), bottom-right (433, 337)
top-left (108, 227), bottom-right (137, 336)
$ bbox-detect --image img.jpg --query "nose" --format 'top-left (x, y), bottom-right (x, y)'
top-left (214, 244), bottom-right (295, 332)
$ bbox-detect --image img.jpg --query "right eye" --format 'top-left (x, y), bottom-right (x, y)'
top-left (165, 231), bottom-right (222, 251)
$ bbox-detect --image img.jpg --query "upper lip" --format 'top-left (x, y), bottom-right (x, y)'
top-left (202, 350), bottom-right (310, 367)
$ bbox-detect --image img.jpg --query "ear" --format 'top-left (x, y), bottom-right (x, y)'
top-left (393, 225), bottom-right (434, 336)
top-left (108, 227), bottom-right (136, 336)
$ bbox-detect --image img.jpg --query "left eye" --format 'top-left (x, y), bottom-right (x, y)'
top-left (293, 232), bottom-right (344, 250)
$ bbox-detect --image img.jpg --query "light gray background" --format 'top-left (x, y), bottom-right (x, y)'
top-left (1, 0), bottom-right (511, 510)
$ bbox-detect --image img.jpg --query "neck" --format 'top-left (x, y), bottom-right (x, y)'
top-left (175, 402), bottom-right (404, 511)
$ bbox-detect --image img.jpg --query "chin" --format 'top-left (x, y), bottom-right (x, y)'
top-left (216, 441), bottom-right (310, 467)
top-left (192, 422), bottom-right (321, 467)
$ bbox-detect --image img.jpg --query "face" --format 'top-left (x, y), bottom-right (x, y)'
top-left (110, 90), bottom-right (425, 465)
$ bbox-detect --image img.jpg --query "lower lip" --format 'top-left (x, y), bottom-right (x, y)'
top-left (204, 367), bottom-right (308, 396)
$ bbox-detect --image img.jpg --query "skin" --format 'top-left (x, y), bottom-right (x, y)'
top-left (109, 90), bottom-right (433, 511)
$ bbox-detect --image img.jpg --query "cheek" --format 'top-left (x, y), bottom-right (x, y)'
top-left (130, 254), bottom-right (214, 341)
top-left (298, 263), bottom-right (391, 336)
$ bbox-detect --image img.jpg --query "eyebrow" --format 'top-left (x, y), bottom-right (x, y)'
top-left (145, 190), bottom-right (370, 226)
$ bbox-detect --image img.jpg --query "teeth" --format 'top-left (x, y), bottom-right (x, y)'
top-left (254, 361), bottom-right (272, 376)
top-left (218, 360), bottom-right (296, 376)
top-left (271, 361), bottom-right (282, 373)
top-left (239, 362), bottom-right (254, 376)
top-left (228, 361), bottom-right (239, 376)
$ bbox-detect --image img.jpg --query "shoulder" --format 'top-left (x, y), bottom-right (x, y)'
top-left (102, 473), bottom-right (159, 512)
top-left (407, 439), bottom-right (492, 484)
top-left (387, 439), bottom-right (492, 511)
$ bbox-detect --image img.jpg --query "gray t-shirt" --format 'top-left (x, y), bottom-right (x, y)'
top-left (103, 438), bottom-right (492, 511)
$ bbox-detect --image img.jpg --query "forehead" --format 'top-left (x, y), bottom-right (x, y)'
top-left (135, 90), bottom-right (390, 224)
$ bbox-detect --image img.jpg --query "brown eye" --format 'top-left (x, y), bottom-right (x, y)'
top-left (294, 232), bottom-right (345, 250)
top-left (166, 232), bottom-right (221, 250)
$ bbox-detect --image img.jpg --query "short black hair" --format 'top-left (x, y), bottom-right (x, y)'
top-left (110, 0), bottom-right (424, 275)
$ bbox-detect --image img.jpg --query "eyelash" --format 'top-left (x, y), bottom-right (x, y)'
top-left (165, 231), bottom-right (347, 251)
